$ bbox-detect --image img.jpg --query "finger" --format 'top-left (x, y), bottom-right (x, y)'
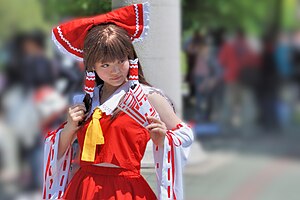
top-left (146, 120), bottom-right (166, 129)
top-left (70, 105), bottom-right (86, 113)
top-left (70, 112), bottom-right (85, 120)
top-left (146, 123), bottom-right (165, 131)
top-left (73, 110), bottom-right (86, 117)
top-left (145, 123), bottom-right (159, 130)
top-left (70, 110), bottom-right (85, 119)
top-left (74, 104), bottom-right (87, 112)
top-left (70, 103), bottom-right (85, 109)
top-left (70, 115), bottom-right (85, 122)
top-left (146, 116), bottom-right (164, 125)
top-left (149, 128), bottom-right (166, 135)
top-left (146, 123), bottom-right (159, 130)
top-left (75, 109), bottom-right (90, 117)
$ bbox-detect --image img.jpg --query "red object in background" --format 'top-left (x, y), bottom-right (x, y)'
top-left (33, 86), bottom-right (68, 134)
top-left (219, 39), bottom-right (260, 83)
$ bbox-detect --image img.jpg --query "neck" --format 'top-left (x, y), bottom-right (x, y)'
top-left (102, 81), bottom-right (127, 96)
top-left (102, 83), bottom-right (119, 95)
top-left (100, 82), bottom-right (126, 104)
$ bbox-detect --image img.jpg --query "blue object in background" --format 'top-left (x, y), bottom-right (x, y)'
top-left (193, 123), bottom-right (221, 136)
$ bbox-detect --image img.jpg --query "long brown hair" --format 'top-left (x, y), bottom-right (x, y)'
top-left (82, 24), bottom-right (150, 114)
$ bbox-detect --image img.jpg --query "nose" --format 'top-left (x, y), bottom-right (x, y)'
top-left (110, 64), bottom-right (121, 74)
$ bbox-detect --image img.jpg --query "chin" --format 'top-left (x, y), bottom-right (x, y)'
top-left (109, 80), bottom-right (126, 87)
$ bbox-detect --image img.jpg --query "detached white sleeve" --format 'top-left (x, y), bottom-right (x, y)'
top-left (153, 122), bottom-right (194, 200)
top-left (43, 126), bottom-right (72, 199)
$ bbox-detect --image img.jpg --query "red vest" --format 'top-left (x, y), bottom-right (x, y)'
top-left (77, 112), bottom-right (150, 174)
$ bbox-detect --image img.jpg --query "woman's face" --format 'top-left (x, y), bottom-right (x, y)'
top-left (94, 58), bottom-right (130, 87)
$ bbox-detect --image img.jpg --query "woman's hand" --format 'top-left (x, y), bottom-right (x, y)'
top-left (64, 104), bottom-right (87, 133)
top-left (58, 103), bottom-right (87, 160)
top-left (145, 116), bottom-right (167, 147)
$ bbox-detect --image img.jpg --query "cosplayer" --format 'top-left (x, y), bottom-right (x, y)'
top-left (43, 2), bottom-right (194, 200)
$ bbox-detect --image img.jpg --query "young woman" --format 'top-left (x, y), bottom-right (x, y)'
top-left (43, 3), bottom-right (194, 200)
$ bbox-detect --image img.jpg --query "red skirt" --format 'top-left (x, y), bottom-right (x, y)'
top-left (62, 165), bottom-right (157, 200)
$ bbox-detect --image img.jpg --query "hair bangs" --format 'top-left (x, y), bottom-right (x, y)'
top-left (84, 24), bottom-right (133, 69)
top-left (97, 37), bottom-right (130, 64)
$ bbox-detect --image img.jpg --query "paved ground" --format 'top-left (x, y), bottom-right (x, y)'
top-left (142, 128), bottom-right (300, 200)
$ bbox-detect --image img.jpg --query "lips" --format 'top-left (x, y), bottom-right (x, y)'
top-left (111, 76), bottom-right (121, 80)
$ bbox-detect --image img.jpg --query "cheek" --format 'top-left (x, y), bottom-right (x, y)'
top-left (95, 69), bottom-right (108, 80)
top-left (121, 64), bottom-right (130, 75)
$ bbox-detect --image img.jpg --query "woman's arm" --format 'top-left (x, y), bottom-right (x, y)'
top-left (57, 103), bottom-right (86, 159)
top-left (146, 91), bottom-right (193, 147)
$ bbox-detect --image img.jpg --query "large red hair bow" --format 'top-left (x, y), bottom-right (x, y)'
top-left (52, 2), bottom-right (150, 61)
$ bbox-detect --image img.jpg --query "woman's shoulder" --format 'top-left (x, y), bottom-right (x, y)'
top-left (140, 84), bottom-right (164, 96)
top-left (140, 84), bottom-right (175, 112)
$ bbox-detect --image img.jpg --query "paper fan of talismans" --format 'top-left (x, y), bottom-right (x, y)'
top-left (118, 59), bottom-right (159, 127)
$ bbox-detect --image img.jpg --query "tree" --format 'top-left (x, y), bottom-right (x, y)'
top-left (41, 0), bottom-right (112, 23)
top-left (181, 0), bottom-right (296, 36)
top-left (0, 0), bottom-right (48, 42)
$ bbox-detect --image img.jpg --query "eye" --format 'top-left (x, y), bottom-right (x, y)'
top-left (101, 64), bottom-right (109, 68)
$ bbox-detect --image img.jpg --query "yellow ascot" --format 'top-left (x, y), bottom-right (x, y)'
top-left (81, 107), bottom-right (104, 162)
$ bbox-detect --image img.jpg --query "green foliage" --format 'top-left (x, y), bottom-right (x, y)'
top-left (41, 0), bottom-right (112, 23)
top-left (182, 0), bottom-right (296, 35)
top-left (282, 0), bottom-right (298, 29)
top-left (0, 0), bottom-right (49, 42)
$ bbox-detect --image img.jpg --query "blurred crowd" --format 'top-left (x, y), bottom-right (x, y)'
top-left (0, 30), bottom-right (84, 199)
top-left (0, 1), bottom-right (299, 199)
top-left (184, 28), bottom-right (300, 134)
top-left (0, 25), bottom-right (300, 200)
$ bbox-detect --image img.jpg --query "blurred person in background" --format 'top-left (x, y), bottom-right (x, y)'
top-left (4, 30), bottom-right (56, 92)
top-left (205, 28), bottom-right (225, 122)
top-left (193, 32), bottom-right (223, 127)
top-left (0, 95), bottom-right (20, 198)
top-left (219, 28), bottom-right (260, 129)
top-left (274, 31), bottom-right (294, 128)
top-left (1, 30), bottom-right (66, 195)
top-left (192, 33), bottom-right (209, 124)
top-left (292, 30), bottom-right (300, 101)
top-left (256, 31), bottom-right (280, 131)
top-left (50, 17), bottom-right (86, 99)
top-left (185, 30), bottom-right (204, 99)
top-left (52, 48), bottom-right (85, 98)
top-left (275, 32), bottom-right (293, 81)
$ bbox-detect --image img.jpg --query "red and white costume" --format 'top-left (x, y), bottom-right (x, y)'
top-left (43, 2), bottom-right (194, 199)
top-left (43, 83), bottom-right (193, 199)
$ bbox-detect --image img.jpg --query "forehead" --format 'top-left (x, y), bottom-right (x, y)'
top-left (96, 58), bottom-right (128, 64)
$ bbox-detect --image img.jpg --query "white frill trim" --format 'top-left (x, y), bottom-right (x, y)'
top-left (132, 2), bottom-right (150, 43)
top-left (132, 4), bottom-right (140, 39)
top-left (129, 65), bottom-right (138, 68)
top-left (52, 30), bottom-right (83, 61)
top-left (75, 84), bottom-right (172, 117)
top-left (84, 86), bottom-right (94, 90)
top-left (72, 82), bottom-right (129, 117)
top-left (85, 77), bottom-right (95, 81)
top-left (86, 71), bottom-right (95, 77)
top-left (98, 82), bottom-right (129, 115)
top-left (129, 58), bottom-right (139, 65)
top-left (99, 103), bottom-right (114, 115)
top-left (129, 75), bottom-right (138, 79)
top-left (56, 26), bottom-right (83, 53)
